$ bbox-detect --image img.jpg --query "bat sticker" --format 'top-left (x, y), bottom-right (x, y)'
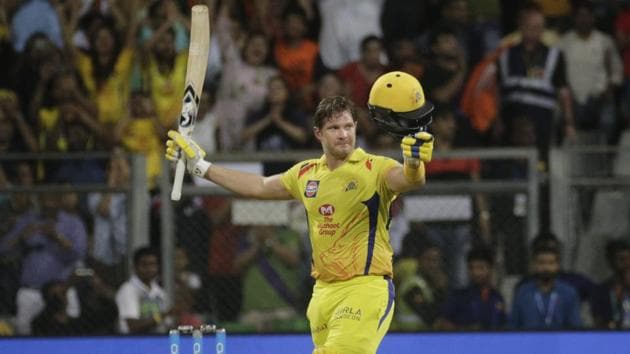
top-left (179, 84), bottom-right (200, 127)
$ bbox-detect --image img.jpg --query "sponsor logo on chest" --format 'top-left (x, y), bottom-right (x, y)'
top-left (318, 204), bottom-right (335, 216)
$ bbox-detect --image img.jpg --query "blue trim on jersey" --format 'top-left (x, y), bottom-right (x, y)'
top-left (362, 192), bottom-right (380, 275)
top-left (378, 278), bottom-right (395, 330)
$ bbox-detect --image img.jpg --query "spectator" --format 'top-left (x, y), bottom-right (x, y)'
top-left (31, 280), bottom-right (85, 336)
top-left (316, 0), bottom-right (384, 70)
top-left (516, 232), bottom-right (595, 303)
top-left (418, 0), bottom-right (485, 69)
top-left (213, 1), bottom-right (277, 151)
top-left (420, 27), bottom-right (468, 109)
top-left (493, 2), bottom-right (576, 231)
top-left (395, 240), bottom-right (448, 330)
top-left (496, 2), bottom-right (576, 153)
top-left (273, 6), bottom-right (319, 109)
top-left (114, 91), bottom-right (165, 189)
top-left (591, 240), bottom-right (630, 329)
top-left (437, 247), bottom-right (507, 330)
top-left (386, 38), bottom-right (424, 80)
top-left (64, 8), bottom-right (139, 127)
top-left (138, 0), bottom-right (190, 54)
top-left (559, 1), bottom-right (624, 144)
top-left (33, 267), bottom-right (118, 336)
top-left (139, 20), bottom-right (187, 129)
top-left (87, 149), bottom-right (129, 287)
top-left (337, 35), bottom-right (387, 147)
top-left (115, 247), bottom-right (172, 334)
top-left (31, 68), bottom-right (101, 151)
top-left (510, 246), bottom-right (582, 329)
top-left (0, 192), bottom-right (87, 334)
top-left (11, 34), bottom-right (64, 119)
top-left (305, 71), bottom-right (346, 115)
top-left (234, 225), bottom-right (303, 331)
top-left (242, 75), bottom-right (310, 175)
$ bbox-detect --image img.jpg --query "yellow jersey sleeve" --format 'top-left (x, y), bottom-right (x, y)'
top-left (280, 160), bottom-right (318, 200)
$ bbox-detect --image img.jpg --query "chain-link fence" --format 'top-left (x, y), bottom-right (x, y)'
top-left (158, 148), bottom-right (540, 333)
top-left (550, 139), bottom-right (630, 282)
top-left (0, 152), bottom-right (148, 336)
top-left (7, 145), bottom-right (630, 335)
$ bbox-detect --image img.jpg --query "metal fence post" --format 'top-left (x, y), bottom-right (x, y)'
top-left (526, 148), bottom-right (540, 245)
top-left (128, 153), bottom-right (149, 273)
top-left (160, 158), bottom-right (176, 305)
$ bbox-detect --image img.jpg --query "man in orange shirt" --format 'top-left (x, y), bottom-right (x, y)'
top-left (274, 7), bottom-right (319, 108)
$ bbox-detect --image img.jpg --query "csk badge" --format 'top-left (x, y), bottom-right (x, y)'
top-left (304, 180), bottom-right (320, 198)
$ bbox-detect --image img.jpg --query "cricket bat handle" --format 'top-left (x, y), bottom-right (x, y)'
top-left (171, 159), bottom-right (186, 201)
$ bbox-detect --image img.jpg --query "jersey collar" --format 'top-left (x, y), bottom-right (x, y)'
top-left (319, 148), bottom-right (367, 167)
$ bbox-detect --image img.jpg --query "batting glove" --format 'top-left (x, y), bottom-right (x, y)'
top-left (165, 130), bottom-right (211, 177)
top-left (401, 132), bottom-right (434, 164)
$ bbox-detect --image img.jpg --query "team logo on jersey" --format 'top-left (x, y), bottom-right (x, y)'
top-left (344, 180), bottom-right (357, 192)
top-left (365, 159), bottom-right (373, 171)
top-left (304, 180), bottom-right (320, 198)
top-left (319, 204), bottom-right (335, 216)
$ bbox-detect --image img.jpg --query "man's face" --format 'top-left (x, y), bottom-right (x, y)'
top-left (433, 33), bottom-right (459, 60)
top-left (244, 35), bottom-right (269, 66)
top-left (575, 8), bottom-right (594, 34)
top-left (362, 40), bottom-right (383, 68)
top-left (468, 260), bottom-right (491, 286)
top-left (533, 252), bottom-right (560, 281)
top-left (317, 74), bottom-right (343, 100)
top-left (135, 254), bottom-right (159, 284)
top-left (154, 31), bottom-right (176, 61)
top-left (284, 14), bottom-right (306, 40)
top-left (268, 77), bottom-right (288, 104)
top-left (520, 12), bottom-right (545, 45)
top-left (40, 193), bottom-right (60, 218)
top-left (314, 111), bottom-right (356, 160)
top-left (419, 247), bottom-right (442, 274)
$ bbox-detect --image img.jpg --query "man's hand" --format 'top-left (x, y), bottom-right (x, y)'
top-left (165, 130), bottom-right (211, 177)
top-left (401, 131), bottom-right (434, 164)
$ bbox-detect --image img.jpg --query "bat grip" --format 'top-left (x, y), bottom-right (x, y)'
top-left (171, 159), bottom-right (186, 201)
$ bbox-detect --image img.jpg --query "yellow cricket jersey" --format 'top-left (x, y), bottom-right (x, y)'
top-left (281, 148), bottom-right (400, 282)
top-left (76, 48), bottom-right (134, 124)
top-left (147, 53), bottom-right (188, 128)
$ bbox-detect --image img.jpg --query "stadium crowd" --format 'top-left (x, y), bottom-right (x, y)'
top-left (1, 0), bottom-right (630, 335)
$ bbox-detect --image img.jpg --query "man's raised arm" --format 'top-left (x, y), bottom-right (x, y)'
top-left (166, 130), bottom-right (293, 200)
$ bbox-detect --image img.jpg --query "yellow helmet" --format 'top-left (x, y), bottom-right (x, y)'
top-left (367, 71), bottom-right (434, 136)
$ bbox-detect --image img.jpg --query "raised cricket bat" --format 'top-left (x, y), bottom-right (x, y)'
top-left (171, 4), bottom-right (210, 201)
